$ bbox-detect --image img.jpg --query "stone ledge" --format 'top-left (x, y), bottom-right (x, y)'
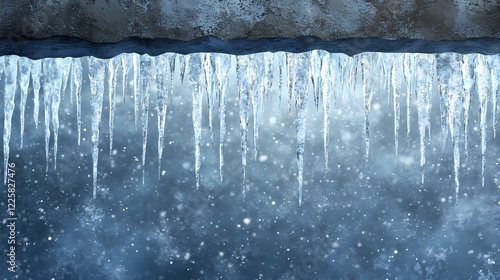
top-left (1, 0), bottom-right (499, 43)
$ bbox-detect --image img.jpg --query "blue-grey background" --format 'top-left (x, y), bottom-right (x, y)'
top-left (1, 54), bottom-right (499, 280)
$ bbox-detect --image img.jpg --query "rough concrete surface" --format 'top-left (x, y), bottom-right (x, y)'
top-left (0, 0), bottom-right (499, 43)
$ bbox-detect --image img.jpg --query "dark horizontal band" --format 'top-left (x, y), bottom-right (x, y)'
top-left (1, 36), bottom-right (500, 59)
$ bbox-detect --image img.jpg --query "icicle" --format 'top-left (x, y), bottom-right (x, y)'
top-left (89, 57), bottom-right (106, 198)
top-left (108, 56), bottom-right (120, 156)
top-left (293, 52), bottom-right (311, 206)
top-left (132, 54), bottom-right (141, 128)
top-left (404, 54), bottom-right (414, 144)
top-left (446, 54), bottom-right (463, 202)
top-left (70, 62), bottom-right (74, 106)
top-left (322, 52), bottom-right (331, 169)
top-left (392, 54), bottom-right (404, 160)
top-left (156, 54), bottom-right (170, 179)
top-left (249, 54), bottom-right (263, 160)
top-left (72, 57), bottom-right (83, 146)
top-left (476, 55), bottom-right (489, 187)
top-left (51, 58), bottom-right (65, 169)
top-left (203, 53), bottom-right (215, 146)
top-left (461, 54), bottom-right (476, 161)
top-left (42, 59), bottom-right (52, 172)
top-left (18, 57), bottom-right (31, 148)
top-left (187, 54), bottom-right (206, 189)
top-left (140, 55), bottom-right (153, 185)
top-left (121, 53), bottom-right (127, 102)
top-left (310, 50), bottom-right (321, 109)
top-left (216, 54), bottom-right (231, 181)
top-left (263, 52), bottom-right (274, 100)
top-left (437, 54), bottom-right (450, 149)
top-left (30, 59), bottom-right (42, 129)
top-left (60, 58), bottom-right (71, 100)
top-left (286, 52), bottom-right (293, 111)
top-left (415, 54), bottom-right (434, 184)
top-left (178, 55), bottom-right (186, 84)
top-left (236, 55), bottom-right (250, 197)
top-left (169, 54), bottom-right (176, 98)
top-left (361, 53), bottom-right (374, 159)
top-left (3, 56), bottom-right (18, 185)
top-left (491, 57), bottom-right (499, 138)
top-left (277, 52), bottom-right (285, 107)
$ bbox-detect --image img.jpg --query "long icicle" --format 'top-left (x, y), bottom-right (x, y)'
top-left (392, 54), bottom-right (404, 160)
top-left (140, 55), bottom-right (152, 185)
top-left (3, 56), bottom-right (18, 185)
top-left (404, 54), bottom-right (414, 145)
top-left (437, 54), bottom-right (450, 150)
top-left (156, 54), bottom-right (170, 179)
top-left (322, 52), bottom-right (331, 169)
top-left (89, 57), bottom-right (106, 198)
top-left (203, 53), bottom-right (215, 146)
top-left (294, 52), bottom-right (311, 206)
top-left (216, 54), bottom-right (231, 181)
top-left (361, 53), bottom-right (374, 159)
top-left (415, 54), bottom-right (434, 185)
top-left (108, 57), bottom-right (120, 156)
top-left (447, 54), bottom-right (463, 202)
top-left (42, 58), bottom-right (52, 172)
top-left (461, 54), bottom-right (475, 161)
top-left (187, 54), bottom-right (205, 189)
top-left (52, 58), bottom-right (64, 170)
top-left (121, 53), bottom-right (127, 102)
top-left (237, 55), bottom-right (250, 197)
top-left (476, 55), bottom-right (489, 187)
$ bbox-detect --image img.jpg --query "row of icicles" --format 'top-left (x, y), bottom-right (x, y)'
top-left (1, 51), bottom-right (499, 204)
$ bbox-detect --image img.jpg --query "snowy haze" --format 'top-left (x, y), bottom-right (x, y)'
top-left (0, 51), bottom-right (499, 279)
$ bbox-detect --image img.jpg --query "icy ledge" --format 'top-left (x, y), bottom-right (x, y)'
top-left (1, 51), bottom-right (499, 204)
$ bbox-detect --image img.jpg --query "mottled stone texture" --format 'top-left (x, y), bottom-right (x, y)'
top-left (1, 0), bottom-right (499, 43)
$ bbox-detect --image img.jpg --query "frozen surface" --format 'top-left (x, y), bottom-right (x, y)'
top-left (0, 51), bottom-right (499, 279)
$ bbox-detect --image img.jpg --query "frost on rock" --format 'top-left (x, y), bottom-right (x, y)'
top-left (1, 52), bottom-right (499, 204)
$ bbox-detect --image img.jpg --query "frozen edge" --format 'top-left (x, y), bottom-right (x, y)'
top-left (2, 37), bottom-right (500, 59)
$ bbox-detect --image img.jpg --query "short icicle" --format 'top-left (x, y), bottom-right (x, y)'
top-left (30, 59), bottom-right (42, 129)
top-left (132, 54), bottom-right (141, 128)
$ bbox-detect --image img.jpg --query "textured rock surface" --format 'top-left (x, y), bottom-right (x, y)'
top-left (1, 0), bottom-right (499, 43)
